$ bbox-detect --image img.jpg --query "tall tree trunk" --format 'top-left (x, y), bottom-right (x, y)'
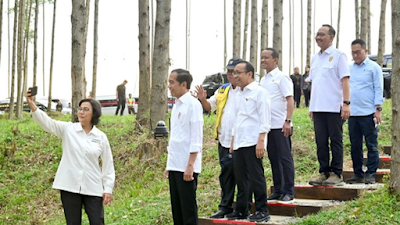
top-left (48, 0), bottom-right (57, 112)
top-left (9, 0), bottom-right (18, 119)
top-left (355, 0), bottom-right (360, 38)
top-left (313, 0), bottom-right (316, 53)
top-left (336, 0), bottom-right (341, 48)
top-left (223, 0), bottom-right (226, 66)
top-left (8, 0), bottom-right (11, 97)
top-left (232, 0), bottom-right (241, 57)
top-left (301, 0), bottom-right (304, 73)
top-left (137, 0), bottom-right (151, 127)
top-left (150, 0), bottom-right (171, 129)
top-left (377, 0), bottom-right (387, 67)
top-left (242, 0), bottom-right (249, 60)
top-left (288, 0), bottom-right (292, 75)
top-left (92, 0), bottom-right (99, 99)
top-left (82, 0), bottom-right (91, 98)
top-left (33, 0), bottom-right (39, 86)
top-left (273, 0), bottom-right (283, 69)
top-left (360, 0), bottom-right (367, 42)
top-left (390, 0), bottom-right (400, 198)
top-left (71, 0), bottom-right (87, 122)
top-left (259, 0), bottom-right (268, 77)
top-left (42, 0), bottom-right (45, 95)
top-left (367, 0), bottom-right (371, 51)
top-left (330, 0), bottom-right (332, 25)
top-left (22, 1), bottom-right (32, 111)
top-left (249, 0), bottom-right (258, 69)
top-left (0, 0), bottom-right (3, 70)
top-left (16, 0), bottom-right (26, 119)
top-left (306, 0), bottom-right (311, 66)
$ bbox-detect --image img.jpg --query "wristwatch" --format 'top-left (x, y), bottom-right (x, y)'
top-left (343, 100), bottom-right (351, 105)
top-left (376, 107), bottom-right (383, 112)
top-left (285, 119), bottom-right (292, 123)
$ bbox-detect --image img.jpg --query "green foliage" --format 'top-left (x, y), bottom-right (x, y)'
top-left (0, 101), bottom-right (394, 224)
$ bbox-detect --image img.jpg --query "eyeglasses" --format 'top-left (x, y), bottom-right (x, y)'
top-left (351, 50), bottom-right (365, 56)
top-left (232, 71), bottom-right (247, 77)
top-left (315, 32), bottom-right (328, 37)
top-left (77, 107), bottom-right (91, 112)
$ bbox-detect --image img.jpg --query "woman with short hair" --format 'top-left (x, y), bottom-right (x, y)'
top-left (25, 90), bottom-right (115, 225)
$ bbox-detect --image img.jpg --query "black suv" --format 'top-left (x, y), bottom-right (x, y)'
top-left (368, 54), bottom-right (392, 98)
top-left (201, 72), bottom-right (228, 98)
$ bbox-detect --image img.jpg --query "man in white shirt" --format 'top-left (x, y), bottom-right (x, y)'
top-left (226, 61), bottom-right (271, 223)
top-left (260, 48), bottom-right (295, 202)
top-left (308, 24), bottom-right (350, 186)
top-left (165, 69), bottom-right (204, 225)
top-left (195, 57), bottom-right (243, 218)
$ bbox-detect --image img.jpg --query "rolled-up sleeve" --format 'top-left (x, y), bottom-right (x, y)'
top-left (208, 89), bottom-right (218, 112)
top-left (189, 103), bottom-right (203, 153)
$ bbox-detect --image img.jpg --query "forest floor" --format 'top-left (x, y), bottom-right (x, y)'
top-left (0, 100), bottom-right (397, 225)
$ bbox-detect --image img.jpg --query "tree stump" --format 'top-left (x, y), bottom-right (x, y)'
top-left (135, 139), bottom-right (168, 162)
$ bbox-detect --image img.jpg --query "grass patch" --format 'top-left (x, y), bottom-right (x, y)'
top-left (0, 100), bottom-right (393, 224)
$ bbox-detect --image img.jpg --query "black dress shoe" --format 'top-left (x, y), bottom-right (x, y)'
top-left (210, 209), bottom-right (232, 219)
top-left (345, 175), bottom-right (365, 184)
top-left (278, 194), bottom-right (294, 203)
top-left (225, 210), bottom-right (249, 220)
top-left (365, 173), bottom-right (376, 184)
top-left (267, 192), bottom-right (282, 201)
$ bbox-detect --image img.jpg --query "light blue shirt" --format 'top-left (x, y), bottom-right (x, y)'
top-left (349, 57), bottom-right (384, 116)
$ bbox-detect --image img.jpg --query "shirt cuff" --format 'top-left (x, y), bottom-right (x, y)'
top-left (189, 143), bottom-right (202, 153)
top-left (259, 124), bottom-right (271, 133)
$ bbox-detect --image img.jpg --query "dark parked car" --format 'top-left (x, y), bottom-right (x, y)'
top-left (368, 54), bottom-right (392, 98)
top-left (201, 72), bottom-right (228, 98)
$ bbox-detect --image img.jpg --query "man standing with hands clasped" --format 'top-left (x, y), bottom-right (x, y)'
top-left (226, 61), bottom-right (271, 222)
top-left (260, 48), bottom-right (295, 202)
top-left (164, 69), bottom-right (203, 225)
top-left (345, 39), bottom-right (384, 185)
top-left (308, 24), bottom-right (351, 186)
top-left (195, 57), bottom-right (243, 218)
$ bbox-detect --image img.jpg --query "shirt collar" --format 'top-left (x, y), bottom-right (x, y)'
top-left (176, 91), bottom-right (191, 104)
top-left (243, 81), bottom-right (258, 91)
top-left (267, 67), bottom-right (280, 77)
top-left (74, 123), bottom-right (100, 135)
top-left (319, 45), bottom-right (334, 55)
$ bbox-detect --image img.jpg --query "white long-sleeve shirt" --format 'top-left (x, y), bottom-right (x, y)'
top-left (31, 109), bottom-right (115, 197)
top-left (233, 81), bottom-right (271, 150)
top-left (208, 86), bottom-right (238, 148)
top-left (166, 92), bottom-right (203, 173)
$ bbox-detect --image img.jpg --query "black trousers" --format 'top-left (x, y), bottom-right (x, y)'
top-left (217, 143), bottom-right (235, 211)
top-left (313, 112), bottom-right (344, 176)
top-left (115, 98), bottom-right (126, 115)
top-left (169, 171), bottom-right (198, 225)
top-left (234, 145), bottom-right (267, 213)
top-left (348, 114), bottom-right (379, 177)
top-left (60, 190), bottom-right (104, 225)
top-left (294, 88), bottom-right (301, 108)
top-left (303, 89), bottom-right (310, 107)
top-left (267, 129), bottom-right (295, 195)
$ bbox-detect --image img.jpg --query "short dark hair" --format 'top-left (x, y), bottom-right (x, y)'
top-left (171, 69), bottom-right (193, 89)
top-left (322, 24), bottom-right (336, 37)
top-left (79, 98), bottom-right (102, 125)
top-left (351, 39), bottom-right (367, 49)
top-left (265, 48), bottom-right (280, 59)
top-left (237, 61), bottom-right (255, 79)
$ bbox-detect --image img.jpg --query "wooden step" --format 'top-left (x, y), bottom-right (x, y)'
top-left (342, 169), bottom-right (390, 183)
top-left (363, 156), bottom-right (391, 169)
top-left (382, 145), bottom-right (391, 155)
top-left (199, 215), bottom-right (296, 225)
top-left (265, 199), bottom-right (342, 217)
top-left (272, 183), bottom-right (385, 201)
